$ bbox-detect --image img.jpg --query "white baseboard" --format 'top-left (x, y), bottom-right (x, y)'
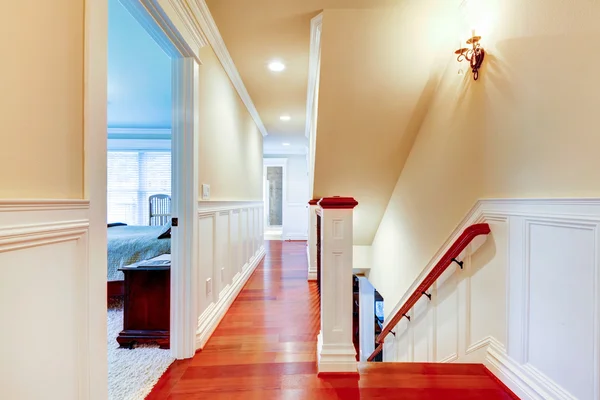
top-left (195, 245), bottom-right (266, 349)
top-left (316, 332), bottom-right (358, 374)
top-left (486, 338), bottom-right (576, 400)
top-left (284, 233), bottom-right (308, 241)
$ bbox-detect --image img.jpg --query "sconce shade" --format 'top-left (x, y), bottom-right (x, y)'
top-left (466, 36), bottom-right (481, 45)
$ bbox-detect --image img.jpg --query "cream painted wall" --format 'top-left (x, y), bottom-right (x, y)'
top-left (313, 4), bottom-right (457, 245)
top-left (0, 0), bottom-right (84, 199)
top-left (198, 46), bottom-right (263, 201)
top-left (369, 0), bottom-right (600, 312)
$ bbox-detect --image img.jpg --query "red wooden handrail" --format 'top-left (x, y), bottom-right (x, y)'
top-left (367, 223), bottom-right (491, 362)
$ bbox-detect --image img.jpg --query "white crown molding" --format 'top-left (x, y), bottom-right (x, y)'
top-left (107, 139), bottom-right (171, 151)
top-left (0, 200), bottom-right (90, 212)
top-left (305, 13), bottom-right (323, 140)
top-left (168, 0), bottom-right (208, 50)
top-left (107, 128), bottom-right (171, 136)
top-left (189, 0), bottom-right (268, 137)
top-left (121, 0), bottom-right (205, 63)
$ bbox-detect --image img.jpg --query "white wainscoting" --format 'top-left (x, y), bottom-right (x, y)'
top-left (381, 199), bottom-right (600, 400)
top-left (195, 201), bottom-right (265, 349)
top-left (0, 200), bottom-right (91, 400)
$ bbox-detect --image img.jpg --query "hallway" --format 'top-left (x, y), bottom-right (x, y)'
top-left (147, 241), bottom-right (517, 399)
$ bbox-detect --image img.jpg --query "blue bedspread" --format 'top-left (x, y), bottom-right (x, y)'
top-left (107, 225), bottom-right (171, 281)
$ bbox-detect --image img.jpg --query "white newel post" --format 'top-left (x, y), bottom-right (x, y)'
top-left (307, 199), bottom-right (319, 281)
top-left (316, 196), bottom-right (358, 374)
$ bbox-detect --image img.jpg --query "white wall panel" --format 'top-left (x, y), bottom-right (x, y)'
top-left (230, 210), bottom-right (240, 278)
top-left (435, 264), bottom-right (459, 362)
top-left (240, 209), bottom-right (248, 270)
top-left (197, 215), bottom-right (214, 310)
top-left (467, 219), bottom-right (507, 352)
top-left (0, 201), bottom-right (90, 400)
top-left (216, 211), bottom-right (229, 298)
top-left (412, 298), bottom-right (432, 362)
top-left (195, 201), bottom-right (265, 350)
top-left (526, 221), bottom-right (596, 400)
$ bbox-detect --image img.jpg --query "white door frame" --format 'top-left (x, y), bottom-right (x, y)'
top-left (85, 0), bottom-right (203, 396)
top-left (263, 158), bottom-right (287, 233)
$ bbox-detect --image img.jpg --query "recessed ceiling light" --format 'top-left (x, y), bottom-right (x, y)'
top-left (279, 115), bottom-right (291, 121)
top-left (268, 61), bottom-right (285, 72)
top-left (282, 142), bottom-right (291, 146)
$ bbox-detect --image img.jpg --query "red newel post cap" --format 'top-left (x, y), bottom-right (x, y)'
top-left (317, 196), bottom-right (358, 209)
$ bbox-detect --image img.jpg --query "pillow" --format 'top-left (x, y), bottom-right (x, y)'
top-left (157, 222), bottom-right (171, 239)
top-left (107, 222), bottom-right (127, 228)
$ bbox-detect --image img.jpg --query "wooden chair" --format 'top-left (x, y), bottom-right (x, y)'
top-left (148, 194), bottom-right (171, 226)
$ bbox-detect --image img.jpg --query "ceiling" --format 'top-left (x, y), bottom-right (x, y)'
top-left (205, 0), bottom-right (402, 138)
top-left (107, 0), bottom-right (171, 129)
top-left (263, 134), bottom-right (308, 156)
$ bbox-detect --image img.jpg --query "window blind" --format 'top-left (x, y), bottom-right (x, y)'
top-left (107, 151), bottom-right (171, 225)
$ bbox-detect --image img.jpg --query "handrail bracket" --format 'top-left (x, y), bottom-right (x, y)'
top-left (451, 258), bottom-right (464, 269)
top-left (421, 291), bottom-right (432, 300)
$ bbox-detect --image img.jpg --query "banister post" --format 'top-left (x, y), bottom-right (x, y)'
top-left (316, 196), bottom-right (358, 374)
top-left (307, 199), bottom-right (319, 281)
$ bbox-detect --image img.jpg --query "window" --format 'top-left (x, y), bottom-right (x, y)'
top-left (107, 151), bottom-right (171, 225)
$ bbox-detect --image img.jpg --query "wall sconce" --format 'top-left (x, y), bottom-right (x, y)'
top-left (455, 32), bottom-right (485, 80)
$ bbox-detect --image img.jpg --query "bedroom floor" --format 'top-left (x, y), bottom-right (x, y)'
top-left (108, 298), bottom-right (174, 400)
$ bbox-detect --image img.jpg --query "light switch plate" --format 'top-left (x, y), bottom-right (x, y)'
top-left (202, 183), bottom-right (210, 200)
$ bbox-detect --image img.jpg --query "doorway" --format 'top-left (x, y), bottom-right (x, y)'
top-left (105, 0), bottom-right (176, 396)
top-left (85, 0), bottom-right (200, 396)
top-left (263, 158), bottom-right (287, 240)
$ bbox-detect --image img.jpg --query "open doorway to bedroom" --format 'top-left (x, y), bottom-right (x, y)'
top-left (105, 0), bottom-right (174, 397)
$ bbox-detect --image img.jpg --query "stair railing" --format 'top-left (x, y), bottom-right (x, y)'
top-left (367, 223), bottom-right (491, 361)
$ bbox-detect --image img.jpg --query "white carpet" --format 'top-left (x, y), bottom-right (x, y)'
top-left (108, 300), bottom-right (175, 400)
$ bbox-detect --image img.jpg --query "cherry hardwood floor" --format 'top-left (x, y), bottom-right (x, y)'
top-left (146, 240), bottom-right (518, 399)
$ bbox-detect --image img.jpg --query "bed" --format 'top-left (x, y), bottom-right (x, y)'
top-left (107, 224), bottom-right (171, 297)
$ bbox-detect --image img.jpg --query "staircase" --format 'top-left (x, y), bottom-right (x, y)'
top-left (310, 198), bottom-right (518, 397)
